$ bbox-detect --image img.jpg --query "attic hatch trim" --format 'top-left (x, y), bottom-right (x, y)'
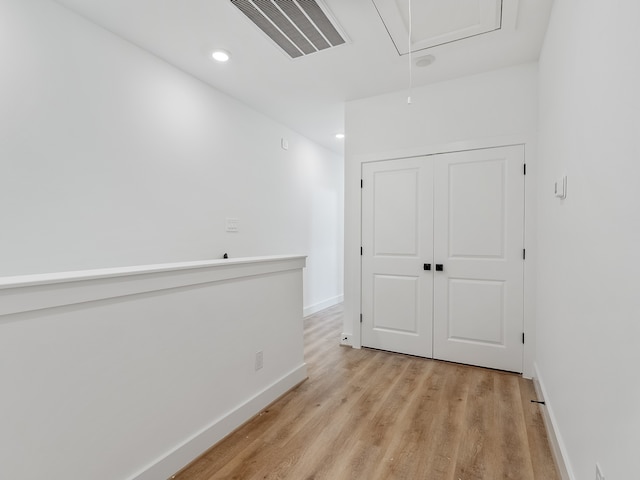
top-left (230, 0), bottom-right (348, 59)
top-left (371, 0), bottom-right (516, 56)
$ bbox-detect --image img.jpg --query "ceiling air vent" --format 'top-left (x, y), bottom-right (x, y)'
top-left (231, 0), bottom-right (346, 59)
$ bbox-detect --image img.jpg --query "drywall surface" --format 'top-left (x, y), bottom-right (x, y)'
top-left (0, 256), bottom-right (307, 480)
top-left (536, 0), bottom-right (640, 478)
top-left (345, 63), bottom-right (538, 158)
top-left (344, 64), bottom-right (538, 370)
top-left (0, 0), bottom-right (343, 311)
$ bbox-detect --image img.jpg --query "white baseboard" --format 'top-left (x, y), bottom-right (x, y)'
top-left (533, 363), bottom-right (575, 480)
top-left (303, 294), bottom-right (344, 317)
top-left (128, 363), bottom-right (308, 480)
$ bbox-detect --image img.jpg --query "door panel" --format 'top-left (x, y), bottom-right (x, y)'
top-left (373, 275), bottom-right (418, 333)
top-left (361, 159), bottom-right (433, 357)
top-left (373, 170), bottom-right (419, 256)
top-left (448, 278), bottom-right (505, 344)
top-left (448, 159), bottom-right (505, 258)
top-left (433, 146), bottom-right (524, 372)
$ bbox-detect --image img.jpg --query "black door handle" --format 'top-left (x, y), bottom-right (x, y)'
top-left (435, 264), bottom-right (444, 272)
top-left (424, 263), bottom-right (431, 271)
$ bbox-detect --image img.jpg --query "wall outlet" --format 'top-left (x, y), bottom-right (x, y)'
top-left (340, 334), bottom-right (352, 346)
top-left (596, 463), bottom-right (604, 480)
top-left (255, 351), bottom-right (263, 371)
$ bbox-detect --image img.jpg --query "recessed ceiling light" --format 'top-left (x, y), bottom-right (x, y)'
top-left (335, 133), bottom-right (345, 139)
top-left (212, 50), bottom-right (231, 62)
top-left (415, 54), bottom-right (436, 68)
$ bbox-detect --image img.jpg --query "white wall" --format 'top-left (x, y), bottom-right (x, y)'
top-left (536, 0), bottom-right (640, 478)
top-left (0, 0), bottom-right (343, 311)
top-left (0, 256), bottom-right (307, 480)
top-left (345, 63), bottom-right (538, 157)
top-left (304, 140), bottom-right (345, 314)
top-left (344, 64), bottom-right (538, 373)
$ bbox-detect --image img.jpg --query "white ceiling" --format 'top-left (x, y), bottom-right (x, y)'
top-left (52, 0), bottom-right (553, 153)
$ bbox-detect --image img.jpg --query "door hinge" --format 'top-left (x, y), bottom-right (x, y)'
top-left (360, 314), bottom-right (363, 323)
top-left (361, 179), bottom-right (363, 188)
top-left (522, 332), bottom-right (525, 344)
top-left (523, 164), bottom-right (527, 175)
top-left (360, 246), bottom-right (363, 256)
top-left (523, 248), bottom-right (526, 260)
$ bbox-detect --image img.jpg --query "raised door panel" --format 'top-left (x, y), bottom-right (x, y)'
top-left (373, 275), bottom-right (418, 333)
top-left (448, 159), bottom-right (505, 259)
top-left (448, 279), bottom-right (505, 344)
top-left (373, 169), bottom-right (419, 256)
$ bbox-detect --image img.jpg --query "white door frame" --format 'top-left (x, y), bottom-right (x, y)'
top-left (343, 135), bottom-right (537, 378)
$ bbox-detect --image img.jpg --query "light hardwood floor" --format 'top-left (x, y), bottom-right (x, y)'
top-left (174, 304), bottom-right (560, 480)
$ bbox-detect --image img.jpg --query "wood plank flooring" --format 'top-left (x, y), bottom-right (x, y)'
top-left (174, 304), bottom-right (560, 480)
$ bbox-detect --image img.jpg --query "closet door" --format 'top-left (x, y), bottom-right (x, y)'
top-left (361, 158), bottom-right (434, 357)
top-left (432, 146), bottom-right (525, 372)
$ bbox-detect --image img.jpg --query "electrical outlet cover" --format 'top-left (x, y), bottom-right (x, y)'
top-left (340, 334), bottom-right (352, 346)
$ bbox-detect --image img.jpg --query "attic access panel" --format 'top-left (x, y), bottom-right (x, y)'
top-left (230, 0), bottom-right (347, 59)
top-left (372, 0), bottom-right (504, 54)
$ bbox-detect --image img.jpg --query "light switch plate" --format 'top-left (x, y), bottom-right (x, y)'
top-left (555, 175), bottom-right (567, 199)
top-left (225, 218), bottom-right (239, 233)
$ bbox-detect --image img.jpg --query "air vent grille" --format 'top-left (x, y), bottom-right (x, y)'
top-left (231, 0), bottom-right (346, 59)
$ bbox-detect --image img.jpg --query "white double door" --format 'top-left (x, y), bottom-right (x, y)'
top-left (361, 146), bottom-right (525, 372)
